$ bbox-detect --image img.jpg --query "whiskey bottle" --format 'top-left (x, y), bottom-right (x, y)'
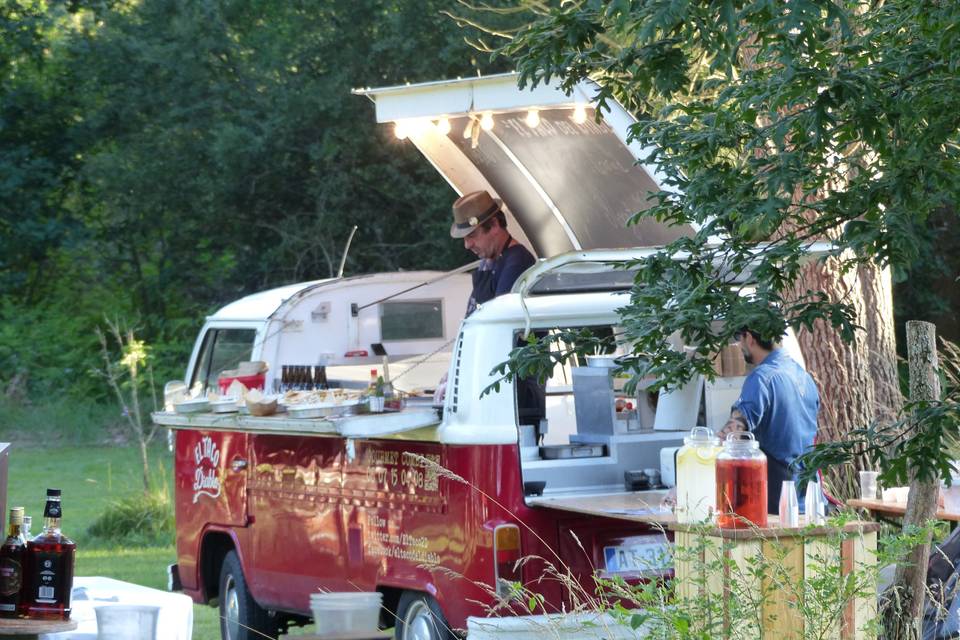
top-left (0, 507), bottom-right (25, 617)
top-left (24, 489), bottom-right (76, 619)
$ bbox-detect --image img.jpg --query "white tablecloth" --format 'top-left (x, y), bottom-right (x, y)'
top-left (40, 576), bottom-right (194, 640)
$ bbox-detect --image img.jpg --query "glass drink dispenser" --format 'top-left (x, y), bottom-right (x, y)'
top-left (675, 427), bottom-right (722, 523)
top-left (716, 432), bottom-right (768, 528)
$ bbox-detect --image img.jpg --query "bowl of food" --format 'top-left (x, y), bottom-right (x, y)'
top-left (246, 390), bottom-right (278, 417)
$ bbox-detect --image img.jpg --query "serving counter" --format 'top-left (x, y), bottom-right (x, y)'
top-left (151, 407), bottom-right (440, 438)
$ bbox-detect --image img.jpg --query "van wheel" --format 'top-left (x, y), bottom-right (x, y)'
top-left (219, 550), bottom-right (277, 640)
top-left (395, 592), bottom-right (454, 640)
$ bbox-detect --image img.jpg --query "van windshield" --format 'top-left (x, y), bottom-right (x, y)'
top-left (191, 328), bottom-right (257, 393)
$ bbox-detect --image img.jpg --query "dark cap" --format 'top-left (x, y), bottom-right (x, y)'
top-left (46, 488), bottom-right (61, 497)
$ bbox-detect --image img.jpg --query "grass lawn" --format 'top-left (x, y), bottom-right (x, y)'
top-left (7, 443), bottom-right (223, 639)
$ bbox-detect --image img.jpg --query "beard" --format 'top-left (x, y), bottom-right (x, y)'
top-left (741, 346), bottom-right (754, 365)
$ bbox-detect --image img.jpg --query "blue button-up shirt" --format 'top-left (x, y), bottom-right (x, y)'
top-left (734, 349), bottom-right (819, 470)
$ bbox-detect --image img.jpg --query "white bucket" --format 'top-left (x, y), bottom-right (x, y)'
top-left (311, 592), bottom-right (382, 636)
top-left (95, 604), bottom-right (160, 640)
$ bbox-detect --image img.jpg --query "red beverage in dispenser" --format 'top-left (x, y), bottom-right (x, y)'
top-left (716, 457), bottom-right (768, 528)
top-left (716, 433), bottom-right (768, 528)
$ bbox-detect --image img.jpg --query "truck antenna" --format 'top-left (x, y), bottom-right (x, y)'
top-left (337, 225), bottom-right (359, 278)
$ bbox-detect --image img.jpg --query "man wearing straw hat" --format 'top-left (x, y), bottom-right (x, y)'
top-left (450, 190), bottom-right (535, 317)
top-left (434, 190), bottom-right (537, 406)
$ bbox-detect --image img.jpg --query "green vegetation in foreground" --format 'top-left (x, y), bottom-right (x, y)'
top-left (7, 442), bottom-right (222, 639)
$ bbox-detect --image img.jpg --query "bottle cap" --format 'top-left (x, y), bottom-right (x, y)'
top-left (8, 508), bottom-right (23, 525)
top-left (46, 488), bottom-right (62, 497)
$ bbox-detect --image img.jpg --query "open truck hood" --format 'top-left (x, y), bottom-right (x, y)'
top-left (355, 73), bottom-right (692, 258)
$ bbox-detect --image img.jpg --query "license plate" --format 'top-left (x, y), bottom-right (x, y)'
top-left (603, 536), bottom-right (672, 574)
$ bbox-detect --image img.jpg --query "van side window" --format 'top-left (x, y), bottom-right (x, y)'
top-left (190, 329), bottom-right (256, 393)
top-left (380, 300), bottom-right (444, 341)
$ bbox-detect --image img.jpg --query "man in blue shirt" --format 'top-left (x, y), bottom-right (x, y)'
top-left (434, 190), bottom-right (537, 406)
top-left (722, 327), bottom-right (820, 513)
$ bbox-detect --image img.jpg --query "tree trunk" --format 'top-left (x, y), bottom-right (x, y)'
top-left (883, 320), bottom-right (941, 640)
top-left (139, 437), bottom-right (151, 493)
top-left (788, 260), bottom-right (903, 497)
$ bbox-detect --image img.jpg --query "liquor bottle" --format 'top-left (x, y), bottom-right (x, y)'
top-left (315, 365), bottom-right (328, 390)
top-left (24, 489), bottom-right (76, 619)
top-left (21, 516), bottom-right (31, 541)
top-left (367, 369), bottom-right (378, 395)
top-left (0, 508), bottom-right (26, 617)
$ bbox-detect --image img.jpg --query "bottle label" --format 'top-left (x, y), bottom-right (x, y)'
top-left (33, 553), bottom-right (59, 603)
top-left (0, 558), bottom-right (21, 596)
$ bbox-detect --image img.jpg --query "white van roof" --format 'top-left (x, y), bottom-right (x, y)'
top-left (207, 270), bottom-right (464, 324)
top-left (355, 73), bottom-right (693, 258)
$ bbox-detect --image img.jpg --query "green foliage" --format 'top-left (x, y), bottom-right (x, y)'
top-left (497, 0), bottom-right (960, 390)
top-left (0, 396), bottom-right (123, 444)
top-left (87, 485), bottom-right (174, 547)
top-left (0, 0), bottom-right (509, 401)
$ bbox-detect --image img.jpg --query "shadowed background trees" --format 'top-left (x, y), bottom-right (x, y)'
top-left (0, 0), bottom-right (508, 398)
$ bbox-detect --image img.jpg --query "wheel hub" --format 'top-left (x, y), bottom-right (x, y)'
top-left (404, 600), bottom-right (437, 640)
top-left (224, 575), bottom-right (241, 639)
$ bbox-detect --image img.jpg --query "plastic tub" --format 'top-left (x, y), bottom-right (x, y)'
top-left (95, 604), bottom-right (160, 640)
top-left (310, 592), bottom-right (382, 636)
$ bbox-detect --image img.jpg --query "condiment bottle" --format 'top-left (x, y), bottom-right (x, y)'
top-left (675, 427), bottom-right (722, 523)
top-left (716, 432), bottom-right (768, 529)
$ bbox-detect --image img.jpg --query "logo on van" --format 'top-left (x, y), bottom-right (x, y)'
top-left (193, 436), bottom-right (222, 503)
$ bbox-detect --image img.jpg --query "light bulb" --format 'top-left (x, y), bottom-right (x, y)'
top-left (572, 104), bottom-right (588, 124)
top-left (480, 112), bottom-right (494, 131)
top-left (525, 109), bottom-right (541, 128)
top-left (463, 119), bottom-right (474, 139)
top-left (436, 117), bottom-right (451, 135)
top-left (394, 121), bottom-right (408, 140)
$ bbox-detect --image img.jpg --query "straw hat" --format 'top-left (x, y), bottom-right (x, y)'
top-left (450, 190), bottom-right (502, 238)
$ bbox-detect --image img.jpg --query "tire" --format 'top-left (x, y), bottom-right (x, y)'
top-left (395, 591), bottom-right (455, 640)
top-left (219, 550), bottom-right (278, 640)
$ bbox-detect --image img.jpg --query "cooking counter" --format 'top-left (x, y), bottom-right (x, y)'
top-left (151, 407), bottom-right (440, 438)
top-left (527, 490), bottom-right (674, 525)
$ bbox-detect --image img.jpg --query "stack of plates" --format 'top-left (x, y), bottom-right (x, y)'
top-left (210, 398), bottom-right (240, 414)
top-left (174, 398), bottom-right (209, 414)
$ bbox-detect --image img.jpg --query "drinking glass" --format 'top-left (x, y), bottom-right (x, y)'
top-left (779, 480), bottom-right (799, 527)
top-left (859, 470), bottom-right (879, 500)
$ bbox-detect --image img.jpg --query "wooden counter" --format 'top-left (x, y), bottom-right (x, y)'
top-left (0, 617), bottom-right (77, 639)
top-left (671, 516), bottom-right (878, 640)
top-left (848, 497), bottom-right (960, 522)
top-left (151, 408), bottom-right (439, 438)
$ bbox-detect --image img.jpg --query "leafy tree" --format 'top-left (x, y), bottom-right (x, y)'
top-left (490, 1), bottom-right (959, 635)
top-left (0, 0), bottom-right (508, 398)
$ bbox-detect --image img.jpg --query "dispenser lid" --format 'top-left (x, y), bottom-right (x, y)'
top-left (722, 431), bottom-right (760, 451)
top-left (684, 426), bottom-right (719, 446)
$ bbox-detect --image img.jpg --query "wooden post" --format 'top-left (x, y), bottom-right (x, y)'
top-left (885, 320), bottom-right (941, 639)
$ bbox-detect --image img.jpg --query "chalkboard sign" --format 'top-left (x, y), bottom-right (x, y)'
top-left (448, 109), bottom-right (691, 255)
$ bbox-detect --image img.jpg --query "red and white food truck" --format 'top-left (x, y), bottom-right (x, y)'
top-left (156, 73), bottom-right (788, 640)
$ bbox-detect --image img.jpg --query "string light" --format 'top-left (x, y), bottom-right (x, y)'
top-left (572, 104), bottom-right (588, 124)
top-left (525, 109), bottom-right (541, 128)
top-left (436, 117), bottom-right (451, 135)
top-left (463, 119), bottom-right (474, 139)
top-left (480, 112), bottom-right (494, 131)
top-left (394, 121), bottom-right (409, 140)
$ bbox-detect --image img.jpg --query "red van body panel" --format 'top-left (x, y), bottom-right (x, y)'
top-left (173, 428), bottom-right (665, 628)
